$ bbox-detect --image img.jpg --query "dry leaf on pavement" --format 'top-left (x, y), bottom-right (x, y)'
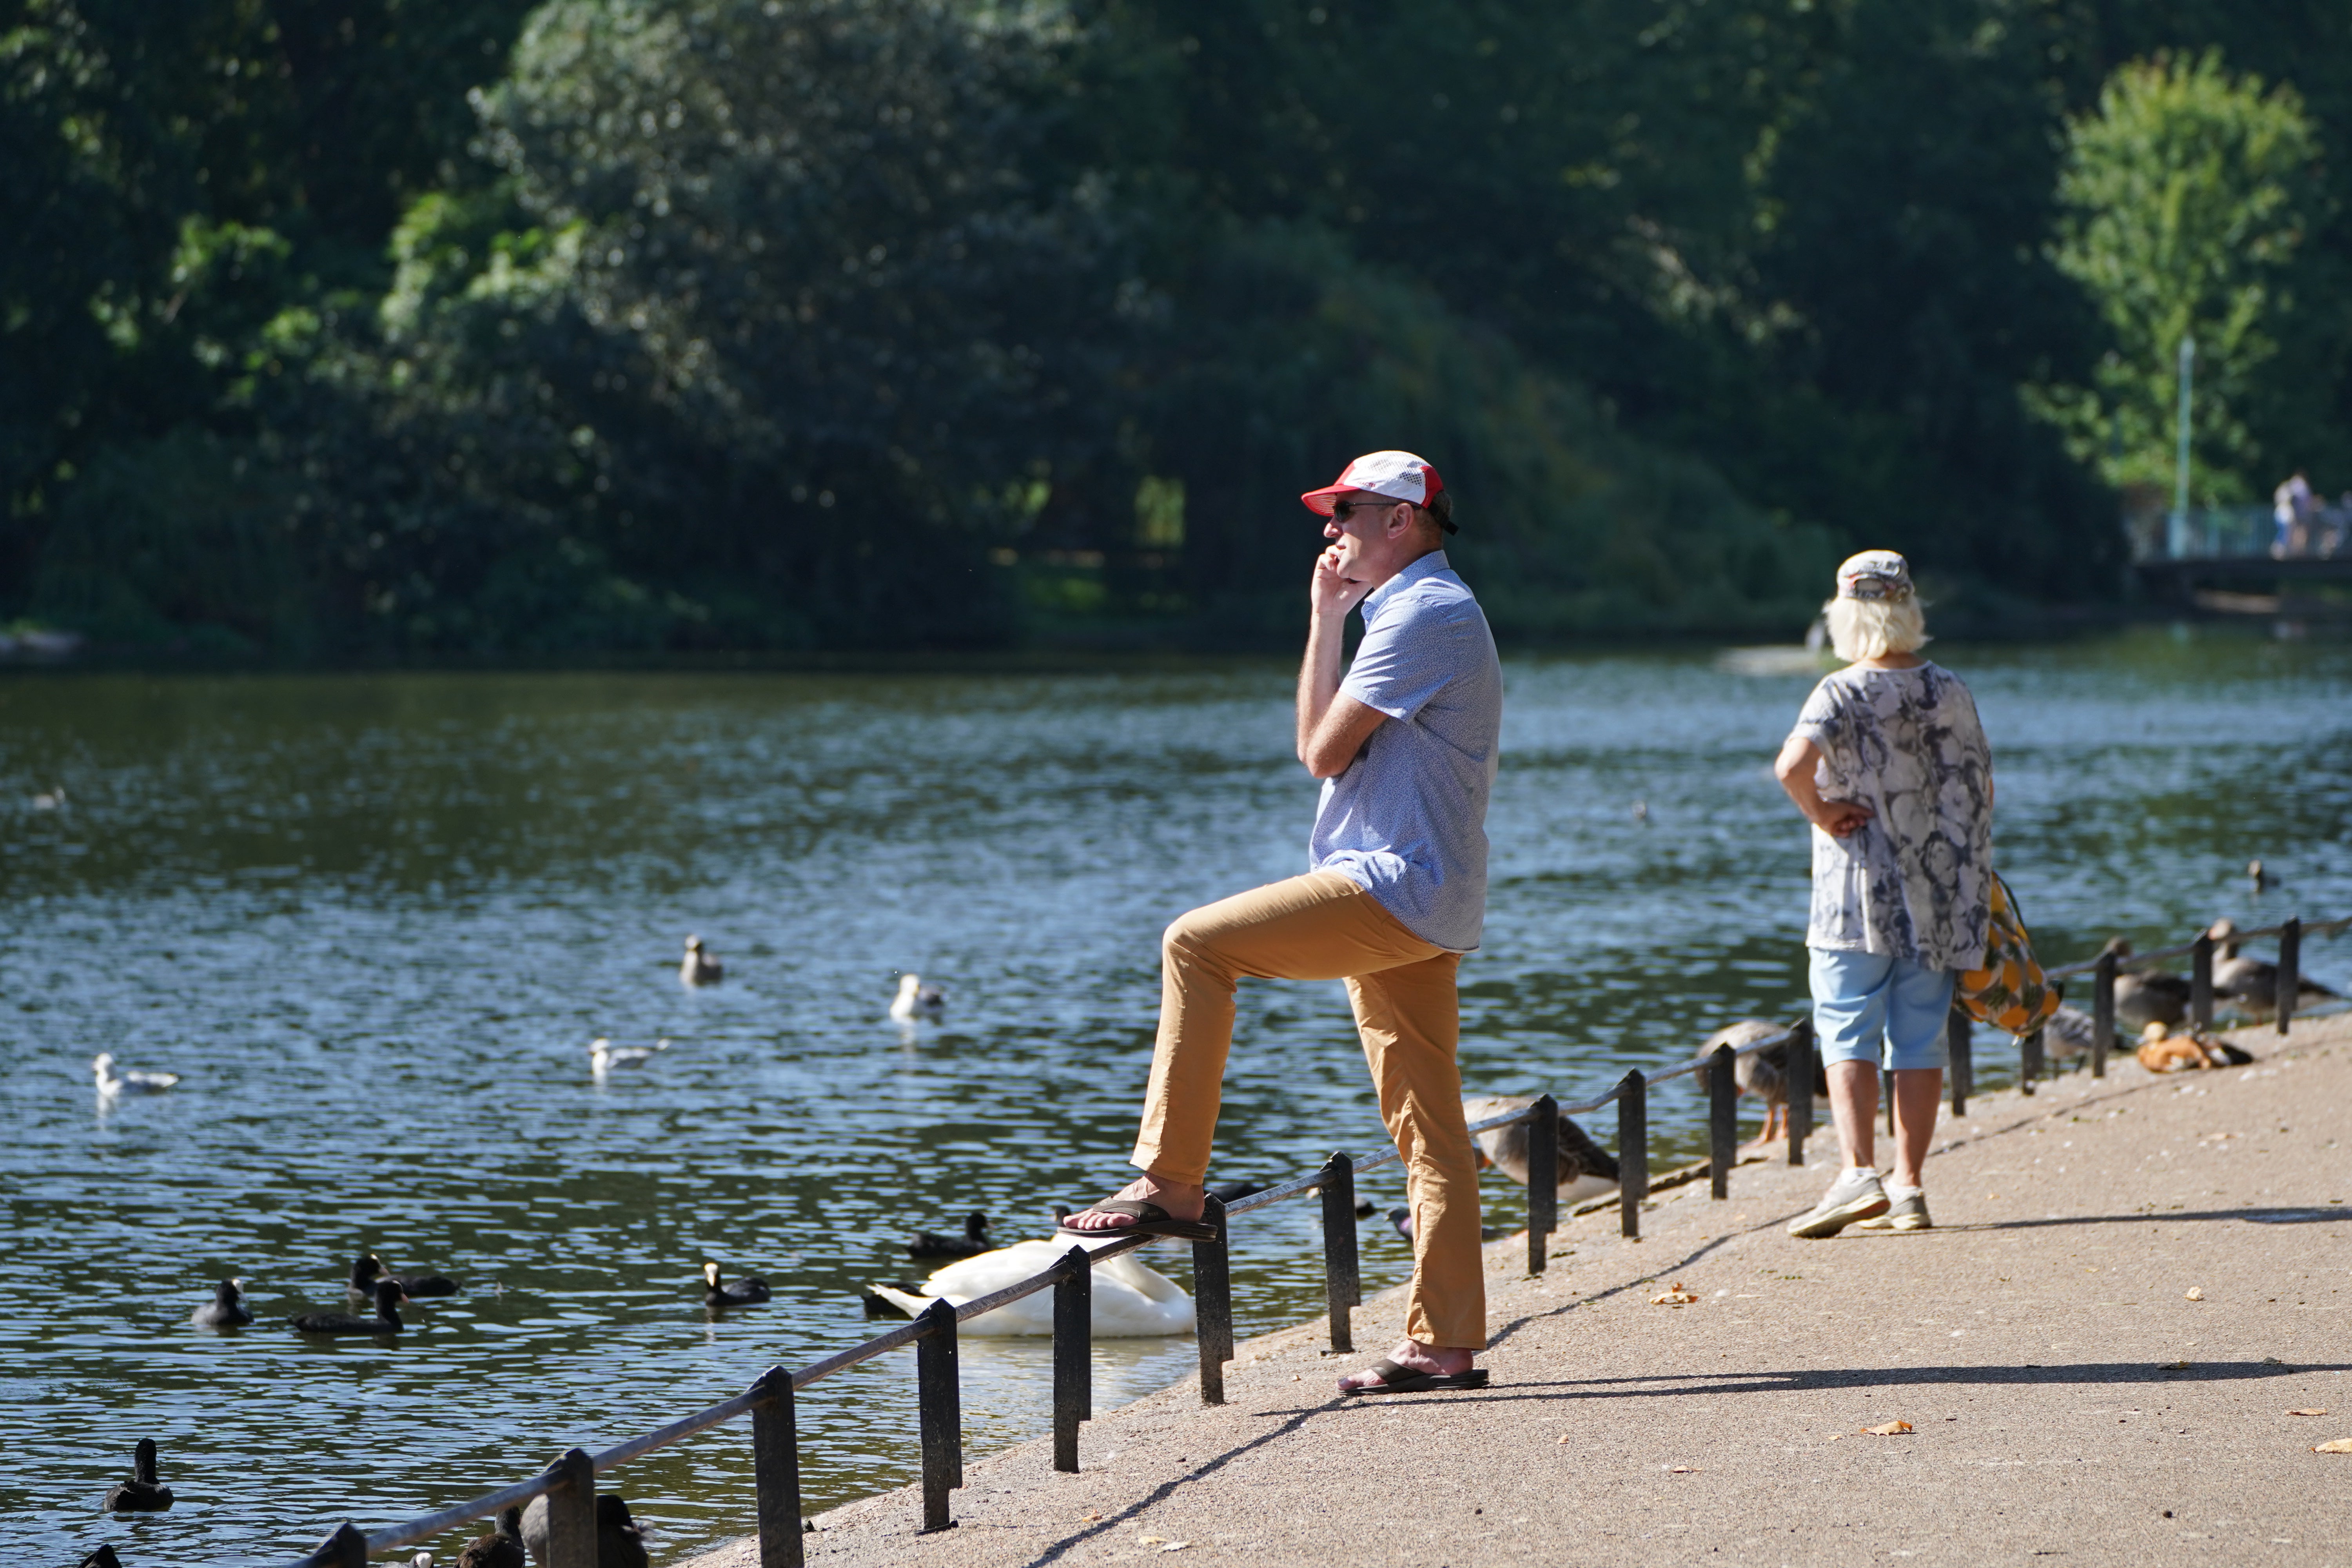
top-left (2161, 1360), bottom-right (2191, 1370)
top-left (1668, 1466), bottom-right (1698, 1474)
top-left (2290, 1409), bottom-right (2330, 1417)
top-left (1825, 1432), bottom-right (1844, 1443)
top-left (1651, 1282), bottom-right (1699, 1306)
top-left (1862, 1420), bottom-right (1913, 1436)
top-left (2312, 1438), bottom-right (2352, 1454)
top-left (1160, 1544), bottom-right (1193, 1553)
top-left (1138, 1535), bottom-right (1165, 1545)
top-left (2183, 1287), bottom-right (2204, 1301)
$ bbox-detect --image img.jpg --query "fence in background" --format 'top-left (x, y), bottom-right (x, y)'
top-left (283, 911), bottom-right (2345, 1568)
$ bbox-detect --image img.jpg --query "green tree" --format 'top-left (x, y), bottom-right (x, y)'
top-left (2033, 50), bottom-right (2320, 503)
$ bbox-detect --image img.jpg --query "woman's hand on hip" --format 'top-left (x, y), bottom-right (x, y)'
top-left (1813, 799), bottom-right (1873, 838)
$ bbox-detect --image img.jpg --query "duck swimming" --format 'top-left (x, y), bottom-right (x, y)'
top-left (190, 1278), bottom-right (252, 1328)
top-left (290, 1279), bottom-right (407, 1336)
top-left (680, 935), bottom-right (724, 987)
top-left (702, 1261), bottom-right (772, 1306)
top-left (92, 1054), bottom-right (178, 1097)
top-left (888, 973), bottom-right (944, 1022)
top-left (454, 1506), bottom-right (526, 1568)
top-left (1689, 1018), bottom-right (1823, 1145)
top-left (2102, 939), bottom-right (2191, 1029)
top-left (76, 1546), bottom-right (123, 1568)
top-left (348, 1253), bottom-right (459, 1298)
top-left (1459, 1094), bottom-right (1620, 1206)
top-left (864, 1237), bottom-right (1193, 1336)
top-left (102, 1437), bottom-right (172, 1512)
top-left (906, 1211), bottom-right (991, 1259)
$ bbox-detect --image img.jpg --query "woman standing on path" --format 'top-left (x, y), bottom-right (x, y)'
top-left (1774, 551), bottom-right (1992, 1238)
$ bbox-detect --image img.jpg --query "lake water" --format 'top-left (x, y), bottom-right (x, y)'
top-left (5, 629), bottom-right (2348, 1567)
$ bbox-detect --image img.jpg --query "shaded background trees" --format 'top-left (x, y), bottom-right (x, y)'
top-left (5, 0), bottom-right (2351, 656)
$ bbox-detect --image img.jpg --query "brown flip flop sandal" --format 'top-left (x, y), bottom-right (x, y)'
top-left (1054, 1198), bottom-right (1218, 1242)
top-left (1338, 1358), bottom-right (1490, 1396)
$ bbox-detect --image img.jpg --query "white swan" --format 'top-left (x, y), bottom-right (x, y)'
top-left (589, 1038), bottom-right (668, 1078)
top-left (866, 1238), bottom-right (1193, 1336)
top-left (93, 1053), bottom-right (179, 1096)
top-left (889, 973), bottom-right (944, 1023)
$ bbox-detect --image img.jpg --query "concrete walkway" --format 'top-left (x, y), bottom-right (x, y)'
top-left (686, 1013), bottom-right (2352, 1568)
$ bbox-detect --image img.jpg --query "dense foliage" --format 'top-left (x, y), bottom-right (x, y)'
top-left (5, 0), bottom-right (2351, 657)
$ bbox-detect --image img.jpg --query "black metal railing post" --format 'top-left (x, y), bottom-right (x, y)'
top-left (2020, 1026), bottom-right (2042, 1094)
top-left (915, 1300), bottom-right (962, 1533)
top-left (1786, 1022), bottom-right (1813, 1165)
top-left (1707, 1044), bottom-right (1737, 1200)
top-left (750, 1367), bottom-right (804, 1568)
top-left (1191, 1196), bottom-right (1232, 1405)
top-left (1947, 1006), bottom-right (1971, 1118)
top-left (546, 1448), bottom-right (596, 1568)
top-left (1051, 1244), bottom-right (1091, 1472)
top-left (325, 1523), bottom-right (367, 1568)
top-left (2191, 931), bottom-right (2214, 1034)
top-left (1319, 1152), bottom-right (1359, 1355)
top-left (1616, 1071), bottom-right (1646, 1240)
top-left (1526, 1094), bottom-right (1558, 1274)
top-left (2091, 948), bottom-right (2116, 1078)
top-left (2278, 916), bottom-right (2302, 1036)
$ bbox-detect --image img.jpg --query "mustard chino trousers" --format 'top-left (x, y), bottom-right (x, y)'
top-left (1131, 871), bottom-right (1486, 1350)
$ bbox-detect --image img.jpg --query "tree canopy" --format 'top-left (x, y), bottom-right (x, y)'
top-left (7, 0), bottom-right (2352, 657)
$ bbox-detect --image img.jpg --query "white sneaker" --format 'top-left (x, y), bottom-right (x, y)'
top-left (1787, 1168), bottom-right (1889, 1239)
top-left (1851, 1191), bottom-right (1932, 1231)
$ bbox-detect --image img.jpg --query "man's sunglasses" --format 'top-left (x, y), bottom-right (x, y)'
top-left (1331, 495), bottom-right (1457, 534)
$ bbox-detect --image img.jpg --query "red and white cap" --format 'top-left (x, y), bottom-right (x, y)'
top-left (1299, 450), bottom-right (1445, 517)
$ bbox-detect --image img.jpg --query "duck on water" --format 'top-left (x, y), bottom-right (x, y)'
top-left (701, 1261), bottom-right (772, 1307)
top-left (348, 1252), bottom-right (459, 1297)
top-left (292, 1279), bottom-right (408, 1336)
top-left (190, 1278), bottom-right (252, 1328)
top-left (103, 1437), bottom-right (172, 1512)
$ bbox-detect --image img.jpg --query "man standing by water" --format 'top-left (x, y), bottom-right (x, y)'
top-left (1062, 450), bottom-right (1503, 1395)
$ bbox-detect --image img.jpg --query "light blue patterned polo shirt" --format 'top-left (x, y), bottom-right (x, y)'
top-left (1309, 551), bottom-right (1504, 952)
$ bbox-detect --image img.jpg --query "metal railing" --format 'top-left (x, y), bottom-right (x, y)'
top-left (278, 910), bottom-right (2342, 1568)
top-left (2027, 912), bottom-right (2351, 1084)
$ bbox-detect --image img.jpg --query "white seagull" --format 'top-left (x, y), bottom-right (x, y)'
top-left (93, 1053), bottom-right (180, 1096)
top-left (889, 973), bottom-right (945, 1023)
top-left (589, 1037), bottom-right (668, 1078)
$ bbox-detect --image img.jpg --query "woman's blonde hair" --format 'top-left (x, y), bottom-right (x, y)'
top-left (1823, 593), bottom-right (1930, 663)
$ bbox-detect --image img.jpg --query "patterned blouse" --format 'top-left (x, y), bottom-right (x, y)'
top-left (1789, 662), bottom-right (1993, 972)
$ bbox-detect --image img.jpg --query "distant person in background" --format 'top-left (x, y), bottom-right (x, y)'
top-left (2274, 470), bottom-right (2314, 558)
top-left (1772, 552), bottom-right (1992, 1238)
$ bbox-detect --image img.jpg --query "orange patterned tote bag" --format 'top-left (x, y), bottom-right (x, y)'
top-left (1956, 871), bottom-right (2061, 1036)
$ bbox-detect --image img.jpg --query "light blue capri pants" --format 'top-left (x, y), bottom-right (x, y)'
top-left (1807, 948), bottom-right (1954, 1071)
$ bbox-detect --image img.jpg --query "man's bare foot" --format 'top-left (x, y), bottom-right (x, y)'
top-left (1061, 1172), bottom-right (1205, 1232)
top-left (1336, 1338), bottom-right (1474, 1392)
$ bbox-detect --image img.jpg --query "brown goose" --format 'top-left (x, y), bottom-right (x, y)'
top-left (1689, 1018), bottom-right (1824, 1145)
top-left (1459, 1094), bottom-right (1619, 1205)
top-left (2208, 920), bottom-right (2341, 1016)
top-left (2102, 939), bottom-right (2190, 1029)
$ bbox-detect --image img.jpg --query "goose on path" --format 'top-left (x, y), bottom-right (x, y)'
top-left (454, 1506), bottom-right (526, 1568)
top-left (1460, 1094), bottom-right (1620, 1205)
top-left (519, 1492), bottom-right (651, 1568)
top-left (2102, 939), bottom-right (2190, 1029)
top-left (588, 1038), bottom-right (667, 1078)
top-left (348, 1253), bottom-right (459, 1298)
top-left (906, 1211), bottom-right (991, 1259)
top-left (2042, 1004), bottom-right (2098, 1064)
top-left (290, 1279), bottom-right (407, 1336)
top-left (2208, 919), bottom-right (2341, 1015)
top-left (888, 974), bottom-right (944, 1022)
top-left (679, 935), bottom-right (724, 987)
top-left (190, 1279), bottom-right (252, 1328)
top-left (92, 1054), bottom-right (178, 1097)
top-left (1688, 1018), bottom-right (1823, 1145)
top-left (102, 1438), bottom-right (172, 1512)
top-left (864, 1237), bottom-right (1193, 1336)
top-left (701, 1261), bottom-right (772, 1307)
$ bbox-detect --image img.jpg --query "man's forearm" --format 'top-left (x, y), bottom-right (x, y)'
top-left (1296, 610), bottom-right (1346, 763)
